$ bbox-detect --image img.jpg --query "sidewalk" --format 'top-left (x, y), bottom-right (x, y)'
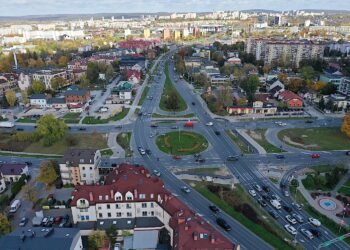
top-left (236, 129), bottom-right (267, 154)
top-left (331, 170), bottom-right (350, 197)
top-left (107, 132), bottom-right (125, 159)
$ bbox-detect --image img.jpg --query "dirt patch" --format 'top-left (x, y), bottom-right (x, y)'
top-left (282, 135), bottom-right (320, 149)
top-left (248, 130), bottom-right (263, 140)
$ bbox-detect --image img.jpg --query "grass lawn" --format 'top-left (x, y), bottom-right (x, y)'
top-left (156, 131), bottom-right (208, 155)
top-left (24, 133), bottom-right (108, 154)
top-left (100, 148), bottom-right (114, 156)
top-left (194, 183), bottom-right (294, 250)
top-left (17, 117), bottom-right (37, 123)
top-left (138, 86), bottom-right (150, 105)
top-left (187, 167), bottom-right (221, 175)
top-left (152, 113), bottom-right (195, 118)
top-left (82, 108), bottom-right (129, 124)
top-left (225, 129), bottom-right (252, 154)
top-left (278, 127), bottom-right (350, 151)
top-left (62, 113), bottom-right (81, 124)
top-left (269, 177), bottom-right (279, 184)
top-left (159, 63), bottom-right (187, 112)
top-left (338, 177), bottom-right (350, 196)
top-left (0, 152), bottom-right (62, 158)
top-left (290, 185), bottom-right (350, 244)
top-left (117, 132), bottom-right (133, 157)
top-left (247, 129), bottom-right (285, 153)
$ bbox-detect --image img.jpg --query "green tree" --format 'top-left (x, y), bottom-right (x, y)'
top-left (87, 62), bottom-right (99, 83)
top-left (105, 65), bottom-right (114, 81)
top-left (0, 213), bottom-right (11, 236)
top-left (37, 160), bottom-right (58, 186)
top-left (300, 66), bottom-right (316, 80)
top-left (22, 184), bottom-right (38, 208)
top-left (240, 75), bottom-right (259, 104)
top-left (318, 97), bottom-right (325, 110)
top-left (79, 75), bottom-right (90, 89)
top-left (51, 77), bottom-right (67, 90)
top-left (32, 80), bottom-right (46, 94)
top-left (166, 89), bottom-right (179, 110)
top-left (21, 90), bottom-right (29, 105)
top-left (5, 90), bottom-right (16, 107)
top-left (88, 230), bottom-right (107, 250)
top-left (37, 114), bottom-right (67, 146)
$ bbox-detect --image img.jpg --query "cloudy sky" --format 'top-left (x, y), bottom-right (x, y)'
top-left (1, 0), bottom-right (349, 16)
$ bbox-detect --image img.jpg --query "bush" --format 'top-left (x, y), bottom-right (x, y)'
top-left (65, 137), bottom-right (79, 146)
top-left (0, 195), bottom-right (10, 209)
top-left (10, 174), bottom-right (27, 199)
top-left (15, 132), bottom-right (41, 142)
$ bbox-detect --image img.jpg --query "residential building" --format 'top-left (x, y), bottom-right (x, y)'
top-left (17, 71), bottom-right (32, 91)
top-left (0, 73), bottom-right (18, 96)
top-left (32, 69), bottom-right (67, 89)
top-left (227, 107), bottom-right (254, 115)
top-left (225, 57), bottom-right (241, 65)
top-left (127, 69), bottom-right (141, 84)
top-left (59, 149), bottom-right (101, 185)
top-left (144, 28), bottom-right (151, 38)
top-left (64, 85), bottom-right (91, 104)
top-left (0, 174), bottom-right (6, 193)
top-left (0, 227), bottom-right (83, 250)
top-left (319, 73), bottom-right (343, 88)
top-left (338, 78), bottom-right (350, 96)
top-left (47, 97), bottom-right (67, 109)
top-left (324, 94), bottom-right (348, 110)
top-left (29, 94), bottom-right (50, 108)
top-left (278, 90), bottom-right (303, 109)
top-left (71, 163), bottom-right (235, 250)
top-left (163, 29), bottom-right (172, 41)
top-left (210, 74), bottom-right (231, 85)
top-left (253, 93), bottom-right (277, 114)
top-left (0, 163), bottom-right (29, 182)
top-left (111, 81), bottom-right (133, 103)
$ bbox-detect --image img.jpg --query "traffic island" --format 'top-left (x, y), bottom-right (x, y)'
top-left (155, 131), bottom-right (208, 155)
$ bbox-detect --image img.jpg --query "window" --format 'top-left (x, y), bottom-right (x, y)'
top-left (127, 196), bottom-right (132, 200)
top-left (107, 213), bottom-right (111, 218)
top-left (107, 204), bottom-right (110, 209)
top-left (126, 204), bottom-right (131, 209)
top-left (116, 212), bottom-right (122, 217)
top-left (142, 203), bottom-right (147, 208)
top-left (98, 213), bottom-right (102, 218)
top-left (151, 211), bottom-right (154, 216)
top-left (81, 216), bottom-right (85, 221)
top-left (150, 202), bottom-right (154, 208)
top-left (80, 208), bottom-right (88, 212)
top-left (80, 199), bottom-right (86, 205)
top-left (105, 195), bottom-right (109, 201)
top-left (142, 211), bottom-right (147, 216)
top-left (116, 204), bottom-right (120, 209)
top-left (99, 195), bottom-right (102, 200)
top-left (86, 215), bottom-right (89, 220)
top-left (98, 206), bottom-right (102, 210)
top-left (90, 167), bottom-right (92, 170)
top-left (82, 167), bottom-right (85, 170)
top-left (82, 174), bottom-right (86, 177)
top-left (150, 193), bottom-right (154, 199)
top-left (127, 212), bottom-right (132, 217)
top-left (115, 196), bottom-right (122, 201)
top-left (139, 194), bottom-right (146, 199)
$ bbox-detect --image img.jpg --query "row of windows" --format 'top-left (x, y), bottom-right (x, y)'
top-left (97, 202), bottom-right (154, 210)
top-left (98, 211), bottom-right (154, 218)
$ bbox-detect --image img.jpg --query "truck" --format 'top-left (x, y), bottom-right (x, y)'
top-left (9, 199), bottom-right (21, 213)
top-left (0, 121), bottom-right (14, 128)
top-left (270, 199), bottom-right (281, 209)
top-left (32, 210), bottom-right (44, 227)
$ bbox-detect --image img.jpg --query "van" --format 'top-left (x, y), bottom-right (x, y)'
top-left (10, 199), bottom-right (21, 213)
top-left (270, 199), bottom-right (281, 209)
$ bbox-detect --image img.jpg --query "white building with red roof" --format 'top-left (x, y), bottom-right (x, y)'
top-left (70, 163), bottom-right (236, 250)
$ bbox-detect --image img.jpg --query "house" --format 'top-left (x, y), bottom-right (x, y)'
top-left (278, 90), bottom-right (303, 109)
top-left (64, 86), bottom-right (91, 104)
top-left (0, 163), bottom-right (29, 182)
top-left (68, 103), bottom-right (85, 113)
top-left (253, 93), bottom-right (277, 114)
top-left (210, 74), bottom-right (231, 85)
top-left (201, 66), bottom-right (220, 77)
top-left (47, 97), bottom-right (66, 109)
top-left (227, 106), bottom-right (254, 115)
top-left (29, 94), bottom-right (50, 108)
top-left (184, 57), bottom-right (202, 68)
top-left (324, 94), bottom-right (348, 110)
top-left (111, 81), bottom-right (133, 104)
top-left (225, 57), bottom-right (241, 65)
top-left (319, 73), bottom-right (343, 88)
top-left (32, 69), bottom-right (68, 89)
top-left (17, 71), bottom-right (32, 91)
top-left (0, 73), bottom-right (18, 96)
top-left (0, 227), bottom-right (83, 250)
top-left (119, 57), bottom-right (147, 71)
top-left (70, 163), bottom-right (236, 250)
top-left (127, 69), bottom-right (141, 84)
top-left (59, 149), bottom-right (101, 185)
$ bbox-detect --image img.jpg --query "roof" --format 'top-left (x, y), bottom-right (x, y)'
top-left (64, 88), bottom-right (89, 97)
top-left (60, 149), bottom-right (98, 166)
top-left (254, 93), bottom-right (270, 102)
top-left (279, 90), bottom-right (303, 102)
top-left (29, 94), bottom-right (47, 100)
top-left (47, 98), bottom-right (65, 104)
top-left (0, 163), bottom-right (27, 176)
top-left (0, 227), bottom-right (80, 250)
top-left (132, 230), bottom-right (158, 249)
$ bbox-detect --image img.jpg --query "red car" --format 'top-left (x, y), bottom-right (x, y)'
top-left (311, 153), bottom-right (320, 159)
top-left (54, 216), bottom-right (62, 225)
top-left (173, 155), bottom-right (182, 160)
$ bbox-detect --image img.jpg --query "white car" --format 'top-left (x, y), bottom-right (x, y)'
top-left (248, 190), bottom-right (257, 197)
top-left (283, 190), bottom-right (290, 197)
top-left (254, 184), bottom-right (262, 192)
top-left (153, 170), bottom-right (161, 177)
top-left (284, 224), bottom-right (297, 235)
top-left (206, 122), bottom-right (213, 126)
top-left (286, 215), bottom-right (297, 225)
top-left (301, 228), bottom-right (314, 239)
top-left (271, 194), bottom-right (281, 202)
top-left (308, 217), bottom-right (321, 227)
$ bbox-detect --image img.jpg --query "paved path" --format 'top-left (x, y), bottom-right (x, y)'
top-left (331, 169), bottom-right (350, 196)
top-left (236, 129), bottom-right (267, 154)
top-left (107, 132), bottom-right (125, 159)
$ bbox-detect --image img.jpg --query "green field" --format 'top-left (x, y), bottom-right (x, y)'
top-left (248, 129), bottom-right (285, 153)
top-left (17, 117), bottom-right (37, 123)
top-left (138, 86), bottom-right (150, 105)
top-left (278, 127), bottom-right (350, 151)
top-left (62, 113), bottom-right (81, 124)
top-left (82, 108), bottom-right (129, 124)
top-left (225, 129), bottom-right (252, 154)
top-left (338, 177), bottom-right (350, 196)
top-left (100, 148), bottom-right (114, 156)
top-left (116, 132), bottom-right (133, 157)
top-left (159, 64), bottom-right (187, 112)
top-left (156, 131), bottom-right (208, 155)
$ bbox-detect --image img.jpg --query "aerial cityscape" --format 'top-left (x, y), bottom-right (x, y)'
top-left (1, 0), bottom-right (350, 249)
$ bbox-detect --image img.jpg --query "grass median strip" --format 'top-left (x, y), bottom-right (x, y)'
top-left (247, 129), bottom-right (285, 153)
top-left (117, 132), bottom-right (133, 157)
top-left (82, 108), bottom-right (129, 124)
top-left (138, 86), bottom-right (150, 106)
top-left (225, 129), bottom-right (252, 154)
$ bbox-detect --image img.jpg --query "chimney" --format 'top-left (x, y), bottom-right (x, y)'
top-left (141, 169), bottom-right (145, 174)
top-left (210, 234), bottom-right (216, 244)
top-left (89, 192), bottom-right (94, 202)
top-left (110, 189), bottom-right (114, 198)
top-left (193, 232), bottom-right (198, 241)
top-left (185, 225), bottom-right (189, 231)
top-left (178, 217), bottom-right (185, 224)
top-left (115, 170), bottom-right (118, 175)
top-left (134, 189), bottom-right (138, 198)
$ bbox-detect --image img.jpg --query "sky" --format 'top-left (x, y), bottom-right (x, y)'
top-left (1, 0), bottom-right (350, 16)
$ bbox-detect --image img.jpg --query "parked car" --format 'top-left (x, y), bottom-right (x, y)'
top-left (181, 186), bottom-right (191, 193)
top-left (309, 217), bottom-right (321, 226)
top-left (209, 205), bottom-right (220, 213)
top-left (284, 224), bottom-right (297, 235)
top-left (311, 153), bottom-right (320, 159)
top-left (346, 151), bottom-right (350, 156)
top-left (285, 215), bottom-right (297, 224)
top-left (216, 217), bottom-right (231, 231)
top-left (54, 216), bottom-right (63, 225)
top-left (19, 217), bottom-right (28, 227)
top-left (153, 170), bottom-right (161, 177)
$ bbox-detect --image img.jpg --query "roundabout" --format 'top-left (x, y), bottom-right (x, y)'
top-left (155, 131), bottom-right (209, 155)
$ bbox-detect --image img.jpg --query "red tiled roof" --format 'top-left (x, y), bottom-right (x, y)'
top-left (279, 90), bottom-right (302, 101)
top-left (71, 163), bottom-right (234, 250)
top-left (127, 69), bottom-right (141, 80)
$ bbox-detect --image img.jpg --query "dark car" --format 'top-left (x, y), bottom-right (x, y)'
top-left (276, 154), bottom-right (285, 159)
top-left (216, 217), bottom-right (231, 231)
top-left (262, 194), bottom-right (269, 200)
top-left (268, 209), bottom-right (279, 219)
top-left (214, 131), bottom-right (221, 136)
top-left (227, 155), bottom-right (239, 161)
top-left (262, 185), bottom-right (270, 193)
top-left (150, 124), bottom-right (158, 128)
top-left (16, 128), bottom-right (24, 131)
top-left (209, 205), bottom-right (220, 213)
top-left (258, 198), bottom-right (267, 207)
top-left (305, 120), bottom-right (314, 123)
top-left (145, 149), bottom-right (152, 155)
top-left (309, 228), bottom-right (321, 237)
top-left (79, 127), bottom-right (86, 131)
top-left (192, 102), bottom-right (196, 105)
top-left (195, 158), bottom-right (206, 163)
top-left (25, 161), bottom-right (32, 166)
top-left (346, 151), bottom-right (350, 156)
top-left (282, 205), bottom-right (293, 213)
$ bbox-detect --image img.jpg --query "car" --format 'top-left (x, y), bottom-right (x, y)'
top-left (305, 120), bottom-right (314, 124)
top-left (286, 215), bottom-right (297, 224)
top-left (346, 151), bottom-right (350, 156)
top-left (282, 205), bottom-right (293, 213)
top-left (173, 155), bottom-right (182, 160)
top-left (16, 128), bottom-right (24, 131)
top-left (292, 213), bottom-right (304, 223)
top-left (214, 131), bottom-right (221, 135)
top-left (226, 155), bottom-right (239, 161)
top-left (262, 185), bottom-right (270, 192)
top-left (308, 217), bottom-right (321, 226)
top-left (292, 202), bottom-right (302, 210)
top-left (311, 153), bottom-right (320, 159)
top-left (209, 205), bottom-right (220, 213)
top-left (261, 194), bottom-right (269, 200)
top-left (171, 126), bottom-right (179, 129)
top-left (276, 154), bottom-right (285, 159)
top-left (301, 228), bottom-right (314, 239)
top-left (309, 228), bottom-right (321, 237)
top-left (150, 124), bottom-right (158, 128)
top-left (216, 217), bottom-right (231, 231)
top-left (115, 125), bottom-right (122, 129)
top-left (248, 189), bottom-right (257, 197)
top-left (78, 127), bottom-right (86, 131)
top-left (195, 158), bottom-right (205, 163)
top-left (19, 217), bottom-right (28, 227)
top-left (271, 194), bottom-right (281, 202)
top-left (191, 102), bottom-right (196, 105)
top-left (283, 190), bottom-right (290, 197)
top-left (138, 147), bottom-right (146, 155)
top-left (145, 149), bottom-right (152, 155)
top-left (284, 224), bottom-right (297, 235)
top-left (268, 209), bottom-right (279, 219)
top-left (181, 186), bottom-right (191, 193)
top-left (54, 216), bottom-right (62, 225)
top-left (194, 153), bottom-right (201, 158)
top-left (25, 161), bottom-right (32, 166)
top-left (153, 170), bottom-right (161, 177)
top-left (206, 122), bottom-right (213, 126)
top-left (41, 217), bottom-right (49, 226)
top-left (47, 216), bottom-right (54, 227)
top-left (258, 198), bottom-right (267, 207)
top-left (254, 184), bottom-right (262, 192)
